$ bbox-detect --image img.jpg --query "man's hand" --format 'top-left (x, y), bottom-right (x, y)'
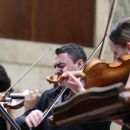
top-left (24, 90), bottom-right (41, 111)
top-left (25, 109), bottom-right (43, 128)
top-left (65, 71), bottom-right (86, 94)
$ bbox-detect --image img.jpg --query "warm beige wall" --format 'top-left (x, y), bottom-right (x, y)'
top-left (0, 38), bottom-right (93, 92)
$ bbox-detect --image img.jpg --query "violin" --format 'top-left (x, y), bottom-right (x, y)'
top-left (47, 54), bottom-right (130, 126)
top-left (47, 59), bottom-right (104, 84)
top-left (0, 89), bottom-right (41, 109)
top-left (47, 54), bottom-right (130, 88)
top-left (2, 92), bottom-right (26, 109)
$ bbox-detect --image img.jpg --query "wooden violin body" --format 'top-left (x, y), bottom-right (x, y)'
top-left (47, 54), bottom-right (130, 126)
top-left (3, 93), bottom-right (25, 109)
top-left (85, 54), bottom-right (130, 88)
top-left (47, 55), bottom-right (130, 87)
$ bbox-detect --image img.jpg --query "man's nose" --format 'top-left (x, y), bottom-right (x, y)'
top-left (55, 68), bottom-right (63, 75)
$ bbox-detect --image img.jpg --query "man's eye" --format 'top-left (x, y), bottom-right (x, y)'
top-left (54, 63), bottom-right (66, 69)
top-left (59, 64), bottom-right (65, 68)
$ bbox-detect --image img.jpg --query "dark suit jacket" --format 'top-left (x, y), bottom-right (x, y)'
top-left (122, 114), bottom-right (130, 130)
top-left (13, 87), bottom-right (111, 130)
top-left (0, 117), bottom-right (7, 130)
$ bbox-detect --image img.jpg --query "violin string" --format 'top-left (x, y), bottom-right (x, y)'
top-left (5, 48), bottom-right (51, 95)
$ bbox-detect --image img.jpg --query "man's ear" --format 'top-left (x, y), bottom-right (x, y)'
top-left (127, 42), bottom-right (130, 48)
top-left (76, 59), bottom-right (84, 68)
top-left (127, 42), bottom-right (130, 54)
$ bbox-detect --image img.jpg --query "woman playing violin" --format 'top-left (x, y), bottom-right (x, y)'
top-left (108, 17), bottom-right (130, 130)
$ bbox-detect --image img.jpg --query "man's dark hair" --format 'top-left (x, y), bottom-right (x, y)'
top-left (109, 17), bottom-right (130, 47)
top-left (55, 43), bottom-right (87, 63)
top-left (0, 65), bottom-right (11, 92)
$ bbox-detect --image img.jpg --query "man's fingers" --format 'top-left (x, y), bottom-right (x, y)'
top-left (25, 117), bottom-right (33, 128)
top-left (25, 110), bottom-right (43, 128)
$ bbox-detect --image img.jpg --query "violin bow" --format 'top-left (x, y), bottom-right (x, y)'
top-left (0, 103), bottom-right (22, 130)
top-left (0, 48), bottom-right (51, 130)
top-left (81, 0), bottom-right (118, 69)
top-left (98, 0), bottom-right (118, 59)
top-left (4, 48), bottom-right (51, 95)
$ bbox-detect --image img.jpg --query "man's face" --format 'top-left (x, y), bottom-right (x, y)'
top-left (53, 53), bottom-right (79, 75)
top-left (109, 40), bottom-right (129, 60)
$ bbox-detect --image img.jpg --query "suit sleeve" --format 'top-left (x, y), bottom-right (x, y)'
top-left (10, 90), bottom-right (49, 130)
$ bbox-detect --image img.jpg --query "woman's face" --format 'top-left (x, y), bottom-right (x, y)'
top-left (109, 40), bottom-right (130, 60)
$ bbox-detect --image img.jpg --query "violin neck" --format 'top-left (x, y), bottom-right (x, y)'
top-left (61, 70), bottom-right (86, 78)
top-left (8, 93), bottom-right (25, 99)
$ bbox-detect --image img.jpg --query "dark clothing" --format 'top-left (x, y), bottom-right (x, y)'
top-left (122, 114), bottom-right (130, 130)
top-left (13, 87), bottom-right (111, 130)
top-left (0, 116), bottom-right (7, 130)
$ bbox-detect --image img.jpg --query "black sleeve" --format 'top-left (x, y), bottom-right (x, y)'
top-left (10, 110), bottom-right (31, 130)
top-left (122, 114), bottom-right (130, 130)
top-left (11, 90), bottom-right (49, 130)
top-left (14, 116), bottom-right (28, 130)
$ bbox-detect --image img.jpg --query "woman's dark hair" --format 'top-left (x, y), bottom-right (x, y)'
top-left (109, 17), bottom-right (130, 46)
top-left (55, 43), bottom-right (87, 63)
top-left (0, 65), bottom-right (11, 92)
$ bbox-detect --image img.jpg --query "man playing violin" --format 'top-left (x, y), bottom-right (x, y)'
top-left (108, 17), bottom-right (130, 130)
top-left (13, 43), bottom-right (110, 130)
